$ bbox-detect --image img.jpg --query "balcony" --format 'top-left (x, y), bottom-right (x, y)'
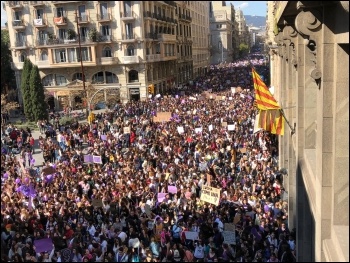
top-left (14, 40), bottom-right (27, 49)
top-left (145, 32), bottom-right (158, 40)
top-left (164, 1), bottom-right (177, 8)
top-left (53, 16), bottom-right (67, 26)
top-left (30, 1), bottom-right (45, 7)
top-left (178, 14), bottom-right (192, 22)
top-left (12, 20), bottom-right (26, 30)
top-left (121, 33), bottom-right (138, 43)
top-left (8, 1), bottom-right (23, 9)
top-left (36, 60), bottom-right (50, 68)
top-left (99, 57), bottom-right (119, 65)
top-left (97, 13), bottom-right (112, 23)
top-left (98, 35), bottom-right (113, 42)
top-left (120, 11), bottom-right (136, 21)
top-left (143, 11), bottom-right (152, 19)
top-left (33, 18), bottom-right (47, 28)
top-left (122, 56), bottom-right (139, 64)
top-left (36, 37), bottom-right (94, 47)
top-left (52, 1), bottom-right (82, 4)
top-left (157, 33), bottom-right (176, 42)
top-left (77, 14), bottom-right (90, 24)
top-left (146, 54), bottom-right (161, 62)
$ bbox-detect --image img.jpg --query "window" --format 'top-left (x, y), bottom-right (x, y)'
top-left (78, 47), bottom-right (90, 61)
top-left (125, 23), bottom-right (133, 38)
top-left (128, 70), bottom-right (139, 83)
top-left (36, 9), bottom-right (43, 19)
top-left (80, 27), bottom-right (88, 38)
top-left (124, 1), bottom-right (131, 15)
top-left (155, 43), bottom-right (160, 54)
top-left (56, 75), bottom-right (68, 86)
top-left (14, 11), bottom-right (22, 21)
top-left (72, 73), bottom-right (85, 81)
top-left (19, 52), bottom-right (26, 62)
top-left (103, 46), bottom-right (112, 57)
top-left (68, 48), bottom-right (76, 62)
top-left (127, 45), bottom-right (135, 56)
top-left (58, 29), bottom-right (67, 39)
top-left (101, 25), bottom-right (111, 36)
top-left (40, 51), bottom-right (48, 61)
top-left (42, 74), bottom-right (54, 86)
top-left (105, 71), bottom-right (118, 83)
top-left (78, 5), bottom-right (86, 20)
top-left (56, 7), bottom-right (64, 17)
top-left (92, 72), bottom-right (105, 84)
top-left (55, 49), bottom-right (66, 63)
top-left (100, 3), bottom-right (108, 19)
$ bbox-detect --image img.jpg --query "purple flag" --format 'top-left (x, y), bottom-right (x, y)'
top-left (46, 174), bottom-right (54, 184)
top-left (168, 186), bottom-right (177, 194)
top-left (34, 238), bottom-right (53, 253)
top-left (29, 184), bottom-right (37, 197)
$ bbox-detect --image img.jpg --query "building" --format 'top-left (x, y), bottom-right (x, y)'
top-left (4, 1), bottom-right (179, 109)
top-left (174, 1), bottom-right (193, 86)
top-left (248, 26), bottom-right (261, 47)
top-left (235, 8), bottom-right (250, 47)
top-left (209, 1), bottom-right (237, 64)
top-left (187, 1), bottom-right (210, 78)
top-left (267, 1), bottom-right (349, 262)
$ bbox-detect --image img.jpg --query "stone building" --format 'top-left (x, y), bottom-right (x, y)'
top-left (267, 1), bottom-right (349, 262)
top-left (235, 8), bottom-right (250, 47)
top-left (4, 1), bottom-right (180, 109)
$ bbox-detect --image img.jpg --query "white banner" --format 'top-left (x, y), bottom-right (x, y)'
top-left (200, 185), bottom-right (221, 205)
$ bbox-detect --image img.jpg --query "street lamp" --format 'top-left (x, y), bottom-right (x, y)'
top-left (74, 10), bottom-right (89, 117)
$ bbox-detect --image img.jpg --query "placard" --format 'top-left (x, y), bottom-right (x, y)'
top-left (42, 166), bottom-right (55, 176)
top-left (239, 148), bottom-right (247, 154)
top-left (229, 97), bottom-right (233, 100)
top-left (195, 127), bottom-right (202, 134)
top-left (34, 238), bottom-right (53, 253)
top-left (84, 155), bottom-right (102, 164)
top-left (228, 125), bottom-right (235, 131)
top-left (231, 87), bottom-right (236, 93)
top-left (221, 122), bottom-right (227, 127)
top-left (222, 231), bottom-right (236, 245)
top-left (168, 186), bottom-right (177, 194)
top-left (157, 193), bottom-right (167, 203)
top-left (93, 155), bottom-right (102, 164)
top-left (236, 87), bottom-right (243, 92)
top-left (200, 185), bottom-right (221, 206)
top-left (91, 198), bottom-right (103, 207)
top-left (177, 126), bottom-right (184, 134)
top-left (100, 134), bottom-right (107, 141)
top-left (123, 126), bottom-right (130, 134)
top-left (184, 231), bottom-right (199, 240)
top-left (209, 124), bottom-right (213, 131)
top-left (224, 223), bottom-right (236, 232)
top-left (153, 112), bottom-right (172, 122)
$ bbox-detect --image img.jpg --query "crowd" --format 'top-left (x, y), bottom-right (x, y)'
top-left (1, 57), bottom-right (297, 262)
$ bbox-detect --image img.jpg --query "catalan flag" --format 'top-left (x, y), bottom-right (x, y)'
top-left (252, 68), bottom-right (285, 135)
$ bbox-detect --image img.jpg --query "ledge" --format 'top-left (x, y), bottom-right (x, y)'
top-left (323, 225), bottom-right (349, 262)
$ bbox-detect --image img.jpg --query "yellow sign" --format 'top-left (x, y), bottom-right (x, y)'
top-left (200, 185), bottom-right (221, 206)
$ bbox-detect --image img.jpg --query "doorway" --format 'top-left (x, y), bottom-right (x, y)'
top-left (129, 88), bottom-right (140, 101)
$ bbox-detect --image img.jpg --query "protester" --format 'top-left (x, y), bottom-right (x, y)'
top-left (1, 55), bottom-right (295, 262)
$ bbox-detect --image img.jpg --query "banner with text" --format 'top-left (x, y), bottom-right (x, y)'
top-left (200, 185), bottom-right (221, 206)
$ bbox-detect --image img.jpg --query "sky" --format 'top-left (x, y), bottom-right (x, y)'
top-left (0, 1), bottom-right (267, 27)
top-left (228, 1), bottom-right (267, 16)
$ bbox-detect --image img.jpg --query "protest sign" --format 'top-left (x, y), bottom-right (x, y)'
top-left (84, 155), bottom-right (102, 164)
top-left (123, 127), bottom-right (130, 134)
top-left (157, 193), bottom-right (167, 203)
top-left (229, 97), bottom-right (233, 100)
top-left (34, 238), bottom-right (53, 253)
top-left (153, 112), bottom-right (172, 122)
top-left (209, 124), bottom-right (213, 131)
top-left (200, 185), bottom-right (221, 205)
top-left (93, 155), bottom-right (102, 164)
top-left (222, 231), bottom-right (236, 245)
top-left (236, 87), bottom-right (243, 92)
top-left (221, 122), bottom-right (227, 127)
top-left (239, 148), bottom-right (247, 154)
top-left (228, 125), bottom-right (235, 131)
top-left (195, 127), bottom-right (202, 134)
top-left (184, 231), bottom-right (199, 240)
top-left (91, 199), bottom-right (103, 207)
top-left (177, 126), bottom-right (184, 134)
top-left (225, 223), bottom-right (236, 232)
top-left (168, 186), bottom-right (177, 194)
top-left (231, 87), bottom-right (236, 93)
top-left (100, 134), bottom-right (107, 141)
top-left (42, 166), bottom-right (55, 176)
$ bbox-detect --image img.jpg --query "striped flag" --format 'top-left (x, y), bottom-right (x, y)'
top-left (252, 68), bottom-right (284, 135)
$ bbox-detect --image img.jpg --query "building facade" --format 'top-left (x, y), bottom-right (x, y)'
top-left (187, 1), bottom-right (210, 78)
top-left (209, 1), bottom-right (237, 64)
top-left (267, 1), bottom-right (349, 262)
top-left (4, 1), bottom-right (179, 109)
top-left (235, 8), bottom-right (250, 47)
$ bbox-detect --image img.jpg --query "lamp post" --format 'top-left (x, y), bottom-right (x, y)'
top-left (74, 10), bottom-right (89, 117)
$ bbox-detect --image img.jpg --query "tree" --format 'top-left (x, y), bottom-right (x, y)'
top-left (1, 29), bottom-right (16, 93)
top-left (1, 94), bottom-right (19, 112)
top-left (239, 43), bottom-right (249, 58)
top-left (21, 59), bottom-right (34, 120)
top-left (29, 65), bottom-right (48, 121)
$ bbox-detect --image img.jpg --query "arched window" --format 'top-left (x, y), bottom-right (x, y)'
top-left (19, 52), bottom-right (26, 62)
top-left (40, 51), bottom-right (48, 61)
top-left (72, 73), bottom-right (85, 81)
top-left (103, 46), bottom-right (112, 57)
top-left (55, 74), bottom-right (68, 86)
top-left (42, 74), bottom-right (54, 86)
top-left (105, 71), bottom-right (118, 83)
top-left (128, 70), bottom-right (138, 83)
top-left (127, 45), bottom-right (135, 56)
top-left (92, 71), bottom-right (105, 84)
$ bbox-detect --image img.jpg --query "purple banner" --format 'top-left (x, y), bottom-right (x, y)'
top-left (34, 238), bottom-right (53, 253)
top-left (84, 155), bottom-right (93, 163)
top-left (168, 186), bottom-right (177, 194)
top-left (157, 193), bottom-right (167, 203)
top-left (93, 155), bottom-right (102, 164)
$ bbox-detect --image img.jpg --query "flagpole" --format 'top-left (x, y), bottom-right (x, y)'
top-left (279, 109), bottom-right (296, 135)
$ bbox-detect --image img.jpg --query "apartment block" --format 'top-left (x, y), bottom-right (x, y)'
top-left (235, 8), bottom-right (250, 47)
top-left (4, 1), bottom-right (179, 109)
